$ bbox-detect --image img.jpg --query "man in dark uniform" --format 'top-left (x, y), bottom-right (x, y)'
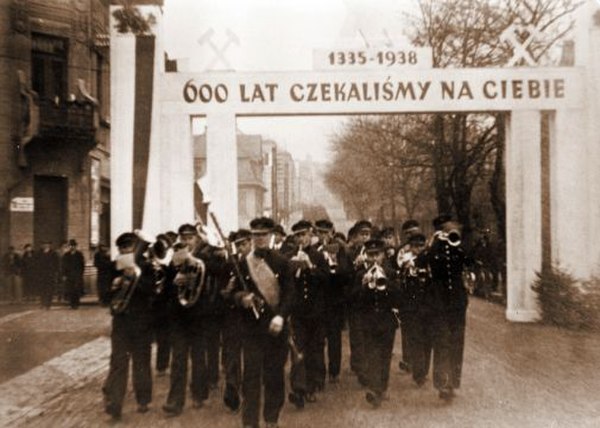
top-left (150, 233), bottom-right (174, 377)
top-left (313, 219), bottom-right (352, 384)
top-left (37, 241), bottom-right (60, 309)
top-left (102, 232), bottom-right (156, 420)
top-left (396, 219), bottom-right (422, 373)
top-left (346, 220), bottom-right (372, 385)
top-left (62, 239), bottom-right (85, 309)
top-left (349, 238), bottom-right (400, 407)
top-left (287, 220), bottom-right (328, 408)
top-left (221, 229), bottom-right (252, 413)
top-left (163, 223), bottom-right (227, 416)
top-left (230, 217), bottom-right (295, 428)
top-left (426, 214), bottom-right (468, 401)
top-left (398, 233), bottom-right (432, 386)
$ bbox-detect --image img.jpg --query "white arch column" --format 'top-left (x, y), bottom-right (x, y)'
top-left (505, 110), bottom-right (542, 322)
top-left (205, 112), bottom-right (238, 234)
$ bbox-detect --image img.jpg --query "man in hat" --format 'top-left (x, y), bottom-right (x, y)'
top-left (221, 228), bottom-right (252, 413)
top-left (150, 233), bottom-right (175, 377)
top-left (347, 220), bottom-right (372, 384)
top-left (230, 217), bottom-right (295, 428)
top-left (272, 224), bottom-right (286, 251)
top-left (36, 241), bottom-right (60, 309)
top-left (61, 239), bottom-right (85, 309)
top-left (313, 219), bottom-right (352, 384)
top-left (398, 233), bottom-right (432, 386)
top-left (396, 219), bottom-right (422, 373)
top-left (349, 238), bottom-right (399, 407)
top-left (163, 223), bottom-right (227, 416)
top-left (103, 231), bottom-right (155, 420)
top-left (425, 214), bottom-right (468, 401)
top-left (287, 220), bottom-right (328, 408)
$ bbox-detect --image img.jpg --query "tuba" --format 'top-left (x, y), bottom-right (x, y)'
top-left (110, 274), bottom-right (139, 314)
top-left (172, 246), bottom-right (206, 308)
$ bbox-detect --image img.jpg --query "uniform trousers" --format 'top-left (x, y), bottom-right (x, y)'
top-left (204, 315), bottom-right (222, 386)
top-left (431, 308), bottom-right (466, 390)
top-left (361, 311), bottom-right (396, 395)
top-left (290, 315), bottom-right (325, 394)
top-left (324, 305), bottom-right (344, 378)
top-left (166, 320), bottom-right (209, 409)
top-left (222, 310), bottom-right (243, 390)
top-left (348, 309), bottom-right (366, 380)
top-left (242, 327), bottom-right (288, 427)
top-left (103, 315), bottom-right (153, 411)
top-left (399, 310), bottom-right (412, 367)
top-left (153, 311), bottom-right (171, 372)
top-left (405, 308), bottom-right (433, 383)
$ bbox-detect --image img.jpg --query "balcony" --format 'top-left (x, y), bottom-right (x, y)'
top-left (36, 98), bottom-right (97, 145)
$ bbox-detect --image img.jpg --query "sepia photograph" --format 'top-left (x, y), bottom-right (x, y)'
top-left (1, 0), bottom-right (599, 426)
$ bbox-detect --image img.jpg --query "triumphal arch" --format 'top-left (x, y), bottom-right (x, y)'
top-left (110, 1), bottom-right (600, 322)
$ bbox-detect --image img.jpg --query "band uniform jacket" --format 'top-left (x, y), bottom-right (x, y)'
top-left (165, 243), bottom-right (227, 327)
top-left (232, 248), bottom-right (295, 334)
top-left (288, 244), bottom-right (329, 319)
top-left (348, 261), bottom-right (401, 331)
top-left (109, 241), bottom-right (158, 318)
top-left (425, 238), bottom-right (468, 312)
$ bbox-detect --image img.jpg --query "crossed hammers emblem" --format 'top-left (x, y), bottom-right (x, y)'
top-left (500, 23), bottom-right (542, 67)
top-left (197, 28), bottom-right (240, 70)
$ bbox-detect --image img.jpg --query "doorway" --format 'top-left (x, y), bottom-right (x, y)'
top-left (34, 175), bottom-right (67, 249)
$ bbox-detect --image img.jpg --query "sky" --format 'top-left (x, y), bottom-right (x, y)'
top-left (162, 0), bottom-right (415, 162)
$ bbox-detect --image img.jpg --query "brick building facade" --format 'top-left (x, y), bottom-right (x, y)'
top-left (0, 0), bottom-right (111, 260)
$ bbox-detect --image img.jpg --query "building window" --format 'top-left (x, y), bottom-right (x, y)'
top-left (31, 33), bottom-right (68, 102)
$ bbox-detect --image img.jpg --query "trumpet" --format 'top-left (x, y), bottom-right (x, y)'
top-left (291, 246), bottom-right (312, 278)
top-left (438, 222), bottom-right (462, 247)
top-left (365, 262), bottom-right (388, 290)
top-left (172, 248), bottom-right (206, 308)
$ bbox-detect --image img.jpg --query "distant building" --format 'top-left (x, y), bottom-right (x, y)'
top-left (194, 133), bottom-right (266, 228)
top-left (262, 139), bottom-right (277, 218)
top-left (275, 148), bottom-right (296, 226)
top-left (0, 0), bottom-right (111, 256)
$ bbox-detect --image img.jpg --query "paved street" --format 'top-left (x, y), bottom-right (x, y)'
top-left (0, 298), bottom-right (599, 428)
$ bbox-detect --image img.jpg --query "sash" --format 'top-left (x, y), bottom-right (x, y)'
top-left (247, 251), bottom-right (280, 310)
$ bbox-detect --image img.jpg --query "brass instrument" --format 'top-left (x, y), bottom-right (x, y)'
top-left (319, 241), bottom-right (339, 274)
top-left (172, 248), bottom-right (206, 308)
top-left (110, 264), bottom-right (141, 315)
top-left (365, 262), bottom-right (388, 291)
top-left (292, 246), bottom-right (312, 279)
top-left (438, 221), bottom-right (462, 247)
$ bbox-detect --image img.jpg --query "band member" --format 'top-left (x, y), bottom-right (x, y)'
top-left (396, 219), bottom-right (422, 373)
top-left (349, 239), bottom-right (399, 408)
top-left (163, 223), bottom-right (226, 416)
top-left (426, 214), bottom-right (468, 401)
top-left (21, 244), bottom-right (36, 302)
top-left (272, 224), bottom-right (286, 251)
top-left (314, 219), bottom-right (352, 384)
top-left (287, 220), bottom-right (329, 408)
top-left (102, 232), bottom-right (155, 420)
top-left (150, 233), bottom-right (175, 377)
top-left (61, 239), bottom-right (85, 309)
top-left (221, 228), bottom-right (252, 413)
top-left (346, 220), bottom-right (372, 385)
top-left (380, 227), bottom-right (397, 265)
top-left (398, 233), bottom-right (432, 386)
top-left (230, 217), bottom-right (295, 428)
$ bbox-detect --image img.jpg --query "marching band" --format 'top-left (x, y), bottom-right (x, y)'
top-left (103, 214), bottom-right (469, 427)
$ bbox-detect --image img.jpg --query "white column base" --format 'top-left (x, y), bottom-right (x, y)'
top-left (506, 309), bottom-right (540, 323)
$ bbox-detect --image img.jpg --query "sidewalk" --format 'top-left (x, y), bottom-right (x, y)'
top-left (2, 298), bottom-right (600, 427)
